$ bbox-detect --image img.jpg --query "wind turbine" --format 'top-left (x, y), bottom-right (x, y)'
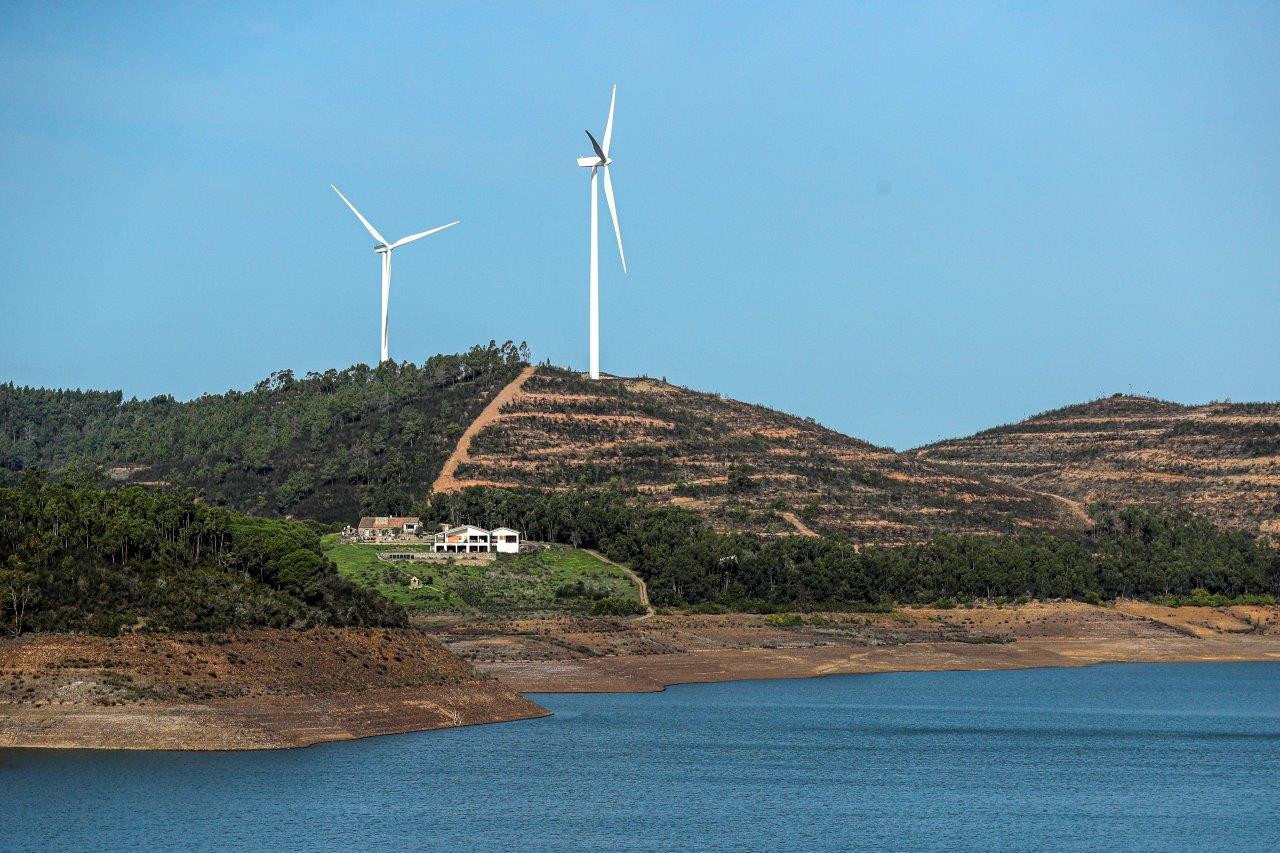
top-left (331, 185), bottom-right (458, 364)
top-left (577, 84), bottom-right (627, 380)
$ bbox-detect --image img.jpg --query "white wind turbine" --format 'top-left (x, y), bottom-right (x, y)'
top-left (577, 84), bottom-right (627, 380)
top-left (331, 185), bottom-right (458, 364)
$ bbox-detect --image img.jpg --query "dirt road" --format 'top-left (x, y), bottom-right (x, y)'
top-left (583, 548), bottom-right (653, 617)
top-left (432, 364), bottom-right (536, 493)
top-left (780, 511), bottom-right (819, 536)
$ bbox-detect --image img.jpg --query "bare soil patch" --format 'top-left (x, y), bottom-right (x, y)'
top-left (432, 602), bottom-right (1280, 693)
top-left (0, 628), bottom-right (546, 750)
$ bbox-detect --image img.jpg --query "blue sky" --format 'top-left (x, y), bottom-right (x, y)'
top-left (1, 2), bottom-right (1277, 449)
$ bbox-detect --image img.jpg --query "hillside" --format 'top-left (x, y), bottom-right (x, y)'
top-left (0, 342), bottom-right (528, 521)
top-left (440, 366), bottom-right (1073, 544)
top-left (914, 394), bottom-right (1280, 540)
top-left (0, 475), bottom-right (405, 636)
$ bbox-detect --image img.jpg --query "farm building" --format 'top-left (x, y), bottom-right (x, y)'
top-left (356, 516), bottom-right (423, 541)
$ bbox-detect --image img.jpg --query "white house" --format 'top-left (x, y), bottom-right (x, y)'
top-left (431, 524), bottom-right (522, 554)
top-left (490, 527), bottom-right (521, 554)
top-left (432, 524), bottom-right (492, 553)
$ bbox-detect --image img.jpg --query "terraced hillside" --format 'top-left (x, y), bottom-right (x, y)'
top-left (915, 394), bottom-right (1280, 541)
top-left (443, 367), bottom-right (1073, 544)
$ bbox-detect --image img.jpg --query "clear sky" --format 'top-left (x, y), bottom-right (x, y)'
top-left (2, 2), bottom-right (1277, 449)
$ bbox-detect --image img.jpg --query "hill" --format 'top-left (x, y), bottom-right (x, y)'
top-left (0, 342), bottom-right (528, 521)
top-left (914, 394), bottom-right (1280, 540)
top-left (0, 473), bottom-right (405, 636)
top-left (438, 366), bottom-right (1074, 544)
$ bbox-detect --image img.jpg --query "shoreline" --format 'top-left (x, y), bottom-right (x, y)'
top-left (444, 601), bottom-right (1280, 694)
top-left (5, 603), bottom-right (1278, 750)
top-left (503, 636), bottom-right (1280, 696)
top-left (0, 683), bottom-right (549, 752)
top-left (0, 628), bottom-right (550, 752)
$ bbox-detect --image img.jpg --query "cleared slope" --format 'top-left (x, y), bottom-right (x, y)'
top-left (444, 367), bottom-right (1072, 544)
top-left (914, 394), bottom-right (1280, 540)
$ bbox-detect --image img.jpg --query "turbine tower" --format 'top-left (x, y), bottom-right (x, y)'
top-left (331, 185), bottom-right (458, 364)
top-left (577, 84), bottom-right (627, 380)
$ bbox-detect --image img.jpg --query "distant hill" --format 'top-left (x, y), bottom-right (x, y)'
top-left (0, 342), bottom-right (528, 521)
top-left (442, 366), bottom-right (1074, 544)
top-left (914, 394), bottom-right (1280, 541)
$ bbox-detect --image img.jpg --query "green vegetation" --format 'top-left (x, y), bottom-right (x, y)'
top-left (0, 342), bottom-right (529, 520)
top-left (0, 471), bottom-right (406, 636)
top-left (1152, 590), bottom-right (1277, 608)
top-left (322, 538), bottom-right (641, 614)
top-left (420, 487), bottom-right (1280, 611)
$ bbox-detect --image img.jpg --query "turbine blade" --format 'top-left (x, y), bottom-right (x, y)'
top-left (602, 165), bottom-right (626, 274)
top-left (390, 220), bottom-right (460, 249)
top-left (603, 84), bottom-right (617, 155)
top-left (585, 130), bottom-right (607, 163)
top-left (331, 185), bottom-right (387, 246)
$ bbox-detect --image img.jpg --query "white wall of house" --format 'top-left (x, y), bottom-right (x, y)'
top-left (432, 524), bottom-right (492, 553)
top-left (491, 528), bottom-right (521, 554)
top-left (428, 524), bottom-right (522, 554)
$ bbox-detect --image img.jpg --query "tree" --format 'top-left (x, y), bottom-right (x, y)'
top-left (0, 557), bottom-right (38, 637)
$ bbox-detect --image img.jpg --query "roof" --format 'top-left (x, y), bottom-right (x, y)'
top-left (490, 527), bottom-right (520, 535)
top-left (357, 516), bottom-right (421, 529)
top-left (440, 524), bottom-right (489, 536)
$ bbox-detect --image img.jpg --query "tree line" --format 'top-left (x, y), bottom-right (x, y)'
top-left (0, 470), bottom-right (405, 636)
top-left (1, 342), bottom-right (530, 522)
top-left (419, 486), bottom-right (1280, 610)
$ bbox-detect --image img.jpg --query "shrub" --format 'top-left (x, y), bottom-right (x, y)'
top-left (590, 597), bottom-right (646, 616)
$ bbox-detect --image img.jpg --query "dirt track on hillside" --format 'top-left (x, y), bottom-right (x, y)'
top-left (780, 511), bottom-right (819, 536)
top-left (432, 364), bottom-right (536, 493)
top-left (582, 548), bottom-right (654, 617)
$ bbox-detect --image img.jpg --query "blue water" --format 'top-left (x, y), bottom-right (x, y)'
top-left (3, 663), bottom-right (1279, 852)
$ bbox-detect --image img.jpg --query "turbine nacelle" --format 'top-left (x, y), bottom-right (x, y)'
top-left (577, 156), bottom-right (610, 168)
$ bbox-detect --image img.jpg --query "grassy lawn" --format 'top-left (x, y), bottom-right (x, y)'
top-left (322, 535), bottom-right (641, 614)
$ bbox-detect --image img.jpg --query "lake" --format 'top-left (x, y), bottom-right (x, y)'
top-left (3, 663), bottom-right (1279, 851)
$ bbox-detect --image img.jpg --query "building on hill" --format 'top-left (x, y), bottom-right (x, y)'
top-left (356, 516), bottom-right (423, 541)
top-left (431, 525), bottom-right (522, 554)
top-left (490, 527), bottom-right (521, 554)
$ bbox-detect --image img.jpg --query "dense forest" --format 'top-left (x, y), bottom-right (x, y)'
top-left (420, 486), bottom-right (1280, 610)
top-left (0, 471), bottom-right (405, 636)
top-left (2, 474), bottom-right (1275, 634)
top-left (1, 342), bottom-right (529, 521)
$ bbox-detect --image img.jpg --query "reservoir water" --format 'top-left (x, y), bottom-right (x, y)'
top-left (3, 662), bottom-right (1279, 851)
